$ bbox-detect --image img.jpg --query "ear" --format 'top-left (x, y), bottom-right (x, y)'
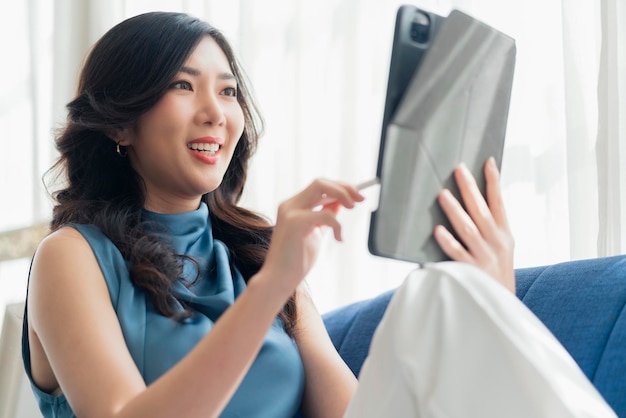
top-left (109, 127), bottom-right (133, 146)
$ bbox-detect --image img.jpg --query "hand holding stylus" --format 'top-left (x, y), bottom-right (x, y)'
top-left (315, 178), bottom-right (379, 209)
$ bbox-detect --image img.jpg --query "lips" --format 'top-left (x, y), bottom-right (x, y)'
top-left (187, 142), bottom-right (220, 154)
top-left (187, 136), bottom-right (223, 164)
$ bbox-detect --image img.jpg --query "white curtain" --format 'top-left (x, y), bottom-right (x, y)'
top-left (596, 0), bottom-right (626, 256)
top-left (1, 0), bottom-right (625, 315)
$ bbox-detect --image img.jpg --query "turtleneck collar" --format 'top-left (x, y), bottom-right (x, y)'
top-left (143, 202), bottom-right (208, 236)
top-left (142, 200), bottom-right (246, 318)
top-left (142, 202), bottom-right (212, 257)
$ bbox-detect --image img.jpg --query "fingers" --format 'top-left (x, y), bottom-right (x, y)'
top-left (453, 162), bottom-right (498, 242)
top-left (313, 207), bottom-right (343, 241)
top-left (433, 224), bottom-right (473, 264)
top-left (291, 179), bottom-right (364, 210)
top-left (275, 178), bottom-right (365, 242)
top-left (435, 159), bottom-right (504, 258)
top-left (435, 158), bottom-right (516, 293)
top-left (484, 157), bottom-right (509, 229)
top-left (263, 178), bottom-right (366, 291)
top-left (282, 206), bottom-right (344, 240)
top-left (437, 188), bottom-right (490, 259)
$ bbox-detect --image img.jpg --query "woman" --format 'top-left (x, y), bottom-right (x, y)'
top-left (23, 11), bottom-right (615, 418)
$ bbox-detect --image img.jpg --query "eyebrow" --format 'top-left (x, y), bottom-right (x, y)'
top-left (180, 66), bottom-right (236, 80)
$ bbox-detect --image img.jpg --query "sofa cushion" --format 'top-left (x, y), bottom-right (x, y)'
top-left (323, 290), bottom-right (394, 377)
top-left (516, 255), bottom-right (626, 417)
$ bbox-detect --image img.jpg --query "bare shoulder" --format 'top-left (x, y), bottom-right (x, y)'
top-left (32, 225), bottom-right (97, 273)
top-left (36, 225), bottom-right (92, 254)
top-left (27, 226), bottom-right (146, 412)
top-left (28, 225), bottom-right (108, 329)
top-left (27, 227), bottom-right (96, 391)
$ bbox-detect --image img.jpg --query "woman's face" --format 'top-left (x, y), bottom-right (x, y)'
top-left (121, 36), bottom-right (245, 213)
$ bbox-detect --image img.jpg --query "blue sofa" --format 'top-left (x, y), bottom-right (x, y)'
top-left (322, 256), bottom-right (626, 417)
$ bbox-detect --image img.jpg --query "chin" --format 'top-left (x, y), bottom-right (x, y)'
top-left (201, 179), bottom-right (224, 195)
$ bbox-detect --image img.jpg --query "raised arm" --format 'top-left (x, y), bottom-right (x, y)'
top-left (261, 179), bottom-right (362, 417)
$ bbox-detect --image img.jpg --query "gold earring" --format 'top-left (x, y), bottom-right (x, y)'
top-left (116, 141), bottom-right (128, 157)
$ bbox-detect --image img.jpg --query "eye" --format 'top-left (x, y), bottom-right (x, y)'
top-left (222, 86), bottom-right (238, 97)
top-left (170, 80), bottom-right (193, 91)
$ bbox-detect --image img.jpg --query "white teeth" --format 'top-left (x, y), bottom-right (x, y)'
top-left (187, 143), bottom-right (220, 154)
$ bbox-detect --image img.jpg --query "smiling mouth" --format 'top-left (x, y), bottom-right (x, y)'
top-left (187, 143), bottom-right (221, 155)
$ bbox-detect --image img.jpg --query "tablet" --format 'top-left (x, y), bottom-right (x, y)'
top-left (368, 6), bottom-right (516, 264)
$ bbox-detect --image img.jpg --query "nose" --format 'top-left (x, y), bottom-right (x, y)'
top-left (195, 91), bottom-right (226, 126)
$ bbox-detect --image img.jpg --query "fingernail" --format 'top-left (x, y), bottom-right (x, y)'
top-left (488, 157), bottom-right (499, 173)
top-left (459, 162), bottom-right (472, 179)
top-left (439, 188), bottom-right (452, 202)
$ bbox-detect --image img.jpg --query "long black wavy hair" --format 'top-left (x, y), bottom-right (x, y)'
top-left (46, 12), bottom-right (296, 334)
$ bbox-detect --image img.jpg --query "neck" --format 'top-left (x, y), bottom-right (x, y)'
top-left (143, 195), bottom-right (203, 214)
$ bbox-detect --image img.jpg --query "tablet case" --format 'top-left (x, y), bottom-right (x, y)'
top-left (368, 8), bottom-right (516, 264)
top-left (375, 7), bottom-right (444, 168)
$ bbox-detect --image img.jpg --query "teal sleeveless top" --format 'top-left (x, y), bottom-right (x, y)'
top-left (22, 202), bottom-right (305, 417)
